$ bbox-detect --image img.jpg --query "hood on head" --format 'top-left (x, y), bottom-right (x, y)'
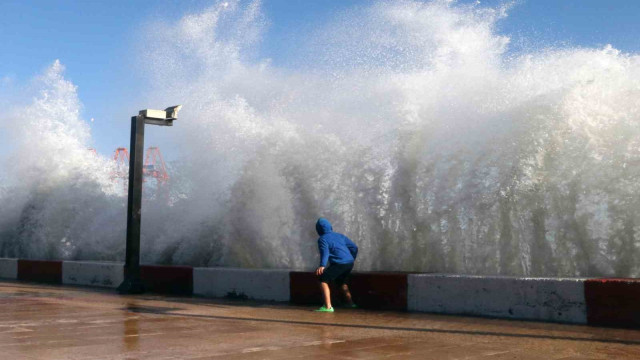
top-left (316, 218), bottom-right (333, 236)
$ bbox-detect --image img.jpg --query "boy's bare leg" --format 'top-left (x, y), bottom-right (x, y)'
top-left (320, 282), bottom-right (332, 309)
top-left (341, 284), bottom-right (354, 305)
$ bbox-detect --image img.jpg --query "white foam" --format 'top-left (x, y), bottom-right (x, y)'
top-left (2, 1), bottom-right (640, 277)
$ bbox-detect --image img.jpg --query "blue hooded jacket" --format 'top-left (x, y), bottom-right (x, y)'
top-left (316, 218), bottom-right (358, 267)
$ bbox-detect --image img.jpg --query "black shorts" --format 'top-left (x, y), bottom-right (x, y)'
top-left (319, 263), bottom-right (353, 285)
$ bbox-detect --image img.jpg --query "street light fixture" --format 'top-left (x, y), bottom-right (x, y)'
top-left (140, 105), bottom-right (182, 126)
top-left (117, 105), bottom-right (182, 294)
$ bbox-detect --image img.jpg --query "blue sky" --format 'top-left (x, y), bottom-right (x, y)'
top-left (2, 0), bottom-right (640, 158)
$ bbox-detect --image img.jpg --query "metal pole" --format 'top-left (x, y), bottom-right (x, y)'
top-left (117, 115), bottom-right (146, 294)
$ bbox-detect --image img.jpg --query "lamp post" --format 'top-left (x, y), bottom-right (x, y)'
top-left (117, 106), bottom-right (182, 294)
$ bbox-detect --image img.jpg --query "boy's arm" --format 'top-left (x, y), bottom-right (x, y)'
top-left (318, 238), bottom-right (330, 267)
top-left (345, 237), bottom-right (358, 260)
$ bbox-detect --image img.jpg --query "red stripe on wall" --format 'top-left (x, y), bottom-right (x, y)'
top-left (17, 260), bottom-right (62, 284)
top-left (290, 271), bottom-right (332, 305)
top-left (585, 278), bottom-right (640, 328)
top-left (290, 271), bottom-right (408, 311)
top-left (350, 273), bottom-right (408, 311)
top-left (140, 265), bottom-right (193, 295)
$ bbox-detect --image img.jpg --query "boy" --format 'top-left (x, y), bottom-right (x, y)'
top-left (314, 218), bottom-right (358, 312)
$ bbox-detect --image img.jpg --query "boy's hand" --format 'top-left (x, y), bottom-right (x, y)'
top-left (315, 267), bottom-right (325, 276)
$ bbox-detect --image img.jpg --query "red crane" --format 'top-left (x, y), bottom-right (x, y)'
top-left (113, 147), bottom-right (130, 178)
top-left (112, 147), bottom-right (131, 193)
top-left (110, 146), bottom-right (170, 195)
top-left (143, 146), bottom-right (169, 184)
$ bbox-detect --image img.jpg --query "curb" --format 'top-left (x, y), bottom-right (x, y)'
top-left (18, 259), bottom-right (62, 284)
top-left (408, 274), bottom-right (587, 324)
top-left (63, 261), bottom-right (124, 288)
top-left (0, 258), bottom-right (637, 327)
top-left (194, 267), bottom-right (290, 301)
top-left (140, 265), bottom-right (193, 295)
top-left (585, 278), bottom-right (640, 328)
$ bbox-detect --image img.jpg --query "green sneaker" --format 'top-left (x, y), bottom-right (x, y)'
top-left (347, 303), bottom-right (358, 309)
top-left (314, 305), bottom-right (334, 312)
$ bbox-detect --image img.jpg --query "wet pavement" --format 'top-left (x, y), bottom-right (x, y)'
top-left (0, 282), bottom-right (639, 359)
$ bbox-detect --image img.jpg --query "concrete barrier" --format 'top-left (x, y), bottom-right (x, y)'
top-left (5, 257), bottom-right (640, 328)
top-left (408, 274), bottom-right (587, 324)
top-left (585, 278), bottom-right (640, 328)
top-left (290, 271), bottom-right (408, 310)
top-left (290, 271), bottom-right (357, 306)
top-left (289, 271), bottom-right (324, 305)
top-left (62, 261), bottom-right (124, 288)
top-left (350, 272), bottom-right (408, 311)
top-left (17, 259), bottom-right (63, 284)
top-left (140, 265), bottom-right (193, 295)
top-left (194, 268), bottom-right (289, 301)
top-left (0, 258), bottom-right (17, 279)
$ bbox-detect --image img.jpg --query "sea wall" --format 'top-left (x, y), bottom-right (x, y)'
top-left (1, 258), bottom-right (637, 327)
top-left (407, 274), bottom-right (587, 323)
top-left (62, 261), bottom-right (124, 288)
top-left (194, 267), bottom-right (290, 301)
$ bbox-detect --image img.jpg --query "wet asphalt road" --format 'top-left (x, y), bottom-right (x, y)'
top-left (0, 281), bottom-right (639, 359)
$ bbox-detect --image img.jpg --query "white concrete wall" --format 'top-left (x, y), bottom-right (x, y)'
top-left (408, 274), bottom-right (587, 324)
top-left (0, 258), bottom-right (17, 279)
top-left (194, 267), bottom-right (290, 302)
top-left (62, 261), bottom-right (124, 288)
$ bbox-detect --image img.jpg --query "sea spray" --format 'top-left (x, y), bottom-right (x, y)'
top-left (0, 61), bottom-right (122, 260)
top-left (2, 0), bottom-right (640, 277)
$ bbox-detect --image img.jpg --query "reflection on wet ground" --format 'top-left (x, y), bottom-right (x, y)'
top-left (0, 281), bottom-right (639, 359)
